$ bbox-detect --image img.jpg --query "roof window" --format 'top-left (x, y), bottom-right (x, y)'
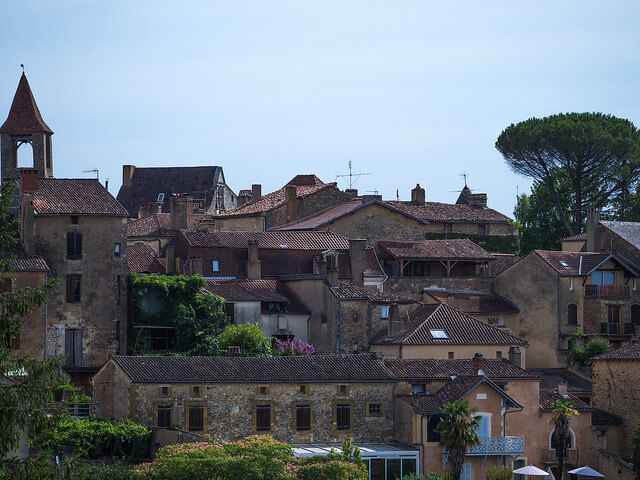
top-left (559, 261), bottom-right (570, 269)
top-left (429, 329), bottom-right (448, 339)
top-left (157, 193), bottom-right (165, 202)
top-left (279, 244), bottom-right (289, 248)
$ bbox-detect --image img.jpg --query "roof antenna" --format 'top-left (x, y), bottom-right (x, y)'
top-left (20, 64), bottom-right (24, 74)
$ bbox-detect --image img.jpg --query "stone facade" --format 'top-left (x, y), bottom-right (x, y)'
top-left (385, 276), bottom-right (493, 300)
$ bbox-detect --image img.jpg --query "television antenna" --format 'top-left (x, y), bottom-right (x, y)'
top-left (83, 169), bottom-right (99, 180)
top-left (336, 161), bottom-right (371, 189)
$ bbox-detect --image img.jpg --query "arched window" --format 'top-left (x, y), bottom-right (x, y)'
top-left (632, 304), bottom-right (640, 325)
top-left (567, 304), bottom-right (578, 325)
top-left (549, 428), bottom-right (575, 449)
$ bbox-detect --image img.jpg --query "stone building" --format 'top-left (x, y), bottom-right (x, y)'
top-left (127, 244), bottom-right (165, 274)
top-left (494, 250), bottom-right (640, 368)
top-left (116, 165), bottom-right (236, 217)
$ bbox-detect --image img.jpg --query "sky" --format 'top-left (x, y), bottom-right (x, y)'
top-left (1, 1), bottom-right (640, 217)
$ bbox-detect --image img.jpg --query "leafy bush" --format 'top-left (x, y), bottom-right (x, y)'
top-left (70, 463), bottom-right (138, 480)
top-left (400, 473), bottom-right (449, 480)
top-left (568, 331), bottom-right (611, 366)
top-left (34, 417), bottom-right (150, 459)
top-left (214, 323), bottom-right (273, 357)
top-left (486, 466), bottom-right (513, 480)
top-left (274, 338), bottom-right (315, 356)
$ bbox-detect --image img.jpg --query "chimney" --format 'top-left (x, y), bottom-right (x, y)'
top-left (226, 346), bottom-right (242, 357)
top-left (138, 202), bottom-right (153, 219)
top-left (166, 243), bottom-right (175, 274)
top-left (20, 169), bottom-right (39, 193)
top-left (20, 194), bottom-right (35, 255)
top-left (314, 254), bottom-right (327, 275)
top-left (472, 353), bottom-right (486, 375)
top-left (349, 239), bottom-right (366, 287)
top-left (388, 305), bottom-right (403, 337)
top-left (122, 165), bottom-right (135, 185)
top-left (345, 188), bottom-right (358, 198)
top-left (170, 194), bottom-right (194, 230)
top-left (190, 256), bottom-right (203, 276)
top-left (586, 208), bottom-right (601, 252)
top-left (411, 184), bottom-right (425, 206)
top-left (508, 346), bottom-right (521, 367)
top-left (246, 240), bottom-right (261, 280)
top-left (446, 293), bottom-right (455, 308)
top-left (251, 184), bottom-right (262, 202)
top-left (237, 189), bottom-right (252, 207)
top-left (285, 185), bottom-right (298, 222)
top-left (326, 253), bottom-right (339, 286)
top-left (558, 382), bottom-right (568, 397)
top-left (467, 193), bottom-right (488, 208)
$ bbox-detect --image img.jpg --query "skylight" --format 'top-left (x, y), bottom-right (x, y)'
top-left (559, 261), bottom-right (570, 269)
top-left (157, 193), bottom-right (165, 202)
top-left (429, 329), bottom-right (448, 339)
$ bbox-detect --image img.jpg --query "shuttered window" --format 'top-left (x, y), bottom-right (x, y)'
top-left (65, 328), bottom-right (83, 367)
top-left (157, 406), bottom-right (172, 428)
top-left (296, 405), bottom-right (311, 431)
top-left (568, 304), bottom-right (578, 325)
top-left (188, 406), bottom-right (204, 431)
top-left (66, 232), bottom-right (82, 260)
top-left (256, 405), bottom-right (271, 431)
top-left (66, 275), bottom-right (81, 303)
top-left (336, 404), bottom-right (351, 430)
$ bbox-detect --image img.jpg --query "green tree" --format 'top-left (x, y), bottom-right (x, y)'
top-left (214, 323), bottom-right (273, 357)
top-left (550, 400), bottom-right (579, 480)
top-left (496, 113), bottom-right (640, 235)
top-left (435, 400), bottom-right (481, 480)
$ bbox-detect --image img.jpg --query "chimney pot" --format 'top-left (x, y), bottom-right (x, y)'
top-left (246, 240), bottom-right (261, 280)
top-left (472, 353), bottom-right (486, 376)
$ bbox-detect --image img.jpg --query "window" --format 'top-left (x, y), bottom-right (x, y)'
top-left (461, 463), bottom-right (471, 480)
top-left (592, 270), bottom-right (615, 285)
top-left (633, 305), bottom-right (640, 325)
top-left (114, 243), bottom-right (121, 255)
top-left (608, 305), bottom-right (621, 323)
top-left (338, 385), bottom-right (348, 395)
top-left (296, 405), bottom-right (311, 431)
top-left (444, 223), bottom-right (453, 233)
top-left (66, 275), bottom-right (81, 303)
top-left (224, 302), bottom-right (235, 324)
top-left (259, 386), bottom-right (268, 395)
top-left (429, 329), bottom-right (448, 339)
top-left (496, 351), bottom-right (502, 359)
top-left (368, 403), bottom-right (382, 416)
top-left (192, 386), bottom-right (200, 397)
top-left (426, 415), bottom-right (443, 442)
top-left (64, 328), bottom-right (82, 367)
top-left (381, 306), bottom-right (390, 319)
top-left (336, 404), bottom-right (351, 430)
top-left (475, 413), bottom-right (491, 439)
top-left (390, 263), bottom-right (400, 277)
top-left (160, 386), bottom-right (169, 397)
top-left (256, 405), bottom-right (271, 431)
top-left (66, 232), bottom-right (82, 260)
top-left (513, 460), bottom-right (526, 480)
top-left (157, 193), bottom-right (165, 202)
top-left (411, 383), bottom-right (426, 394)
top-left (299, 385), bottom-right (307, 395)
top-left (157, 406), bottom-right (171, 428)
top-left (71, 215), bottom-right (79, 225)
top-left (477, 224), bottom-right (486, 234)
top-left (448, 351), bottom-right (454, 359)
top-left (188, 405), bottom-right (204, 431)
top-left (550, 429), bottom-right (573, 449)
top-left (568, 304), bottom-right (578, 325)
top-left (212, 260), bottom-right (219, 272)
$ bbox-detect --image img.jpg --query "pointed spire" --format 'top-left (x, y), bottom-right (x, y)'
top-left (0, 73), bottom-right (53, 134)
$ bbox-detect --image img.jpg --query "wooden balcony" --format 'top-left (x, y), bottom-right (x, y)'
top-left (585, 284), bottom-right (629, 298)
top-left (600, 322), bottom-right (636, 336)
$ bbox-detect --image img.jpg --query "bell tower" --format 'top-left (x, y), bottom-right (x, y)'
top-left (0, 73), bottom-right (54, 182)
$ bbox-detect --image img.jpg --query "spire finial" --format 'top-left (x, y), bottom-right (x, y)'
top-left (20, 64), bottom-right (24, 74)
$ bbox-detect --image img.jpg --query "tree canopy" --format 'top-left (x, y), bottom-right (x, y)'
top-left (497, 113), bottom-right (640, 235)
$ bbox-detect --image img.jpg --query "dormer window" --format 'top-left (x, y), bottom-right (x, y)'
top-left (429, 329), bottom-right (448, 339)
top-left (157, 193), bottom-right (165, 202)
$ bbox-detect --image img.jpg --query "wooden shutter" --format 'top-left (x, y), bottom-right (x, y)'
top-left (337, 404), bottom-right (350, 430)
top-left (189, 406), bottom-right (204, 431)
top-left (296, 406), bottom-right (310, 431)
top-left (67, 232), bottom-right (74, 258)
top-left (74, 329), bottom-right (82, 367)
top-left (76, 233), bottom-right (82, 258)
top-left (66, 275), bottom-right (74, 302)
top-left (157, 406), bottom-right (171, 428)
top-left (65, 329), bottom-right (75, 367)
top-left (256, 405), bottom-right (270, 431)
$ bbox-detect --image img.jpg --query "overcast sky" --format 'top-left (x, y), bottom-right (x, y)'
top-left (2, 1), bottom-right (639, 217)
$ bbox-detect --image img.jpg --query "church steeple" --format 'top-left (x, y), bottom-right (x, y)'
top-left (1, 73), bottom-right (54, 182)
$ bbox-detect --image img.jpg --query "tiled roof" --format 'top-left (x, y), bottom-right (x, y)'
top-left (285, 175), bottom-right (325, 187)
top-left (384, 358), bottom-right (537, 380)
top-left (591, 342), bottom-right (640, 361)
top-left (539, 388), bottom-right (592, 411)
top-left (127, 244), bottom-right (165, 274)
top-left (273, 200), bottom-right (430, 231)
top-left (331, 282), bottom-right (418, 305)
top-left (490, 253), bottom-right (518, 276)
top-left (600, 221), bottom-right (640, 251)
top-left (0, 74), bottom-right (53, 134)
top-left (373, 303), bottom-right (527, 346)
top-left (203, 277), bottom-right (310, 314)
top-left (127, 213), bottom-right (174, 237)
top-left (215, 181), bottom-right (333, 217)
top-left (110, 353), bottom-right (393, 383)
top-left (384, 201), bottom-right (512, 223)
top-left (364, 247), bottom-right (385, 277)
top-left (0, 242), bottom-right (49, 272)
top-left (181, 230), bottom-right (351, 250)
top-left (527, 368), bottom-right (592, 394)
top-left (591, 408), bottom-right (623, 425)
top-left (116, 166), bottom-right (222, 217)
top-left (378, 239), bottom-right (493, 261)
top-left (534, 250), bottom-right (640, 276)
top-left (424, 289), bottom-right (519, 315)
top-left (31, 179), bottom-right (128, 216)
top-left (562, 232), bottom-right (587, 242)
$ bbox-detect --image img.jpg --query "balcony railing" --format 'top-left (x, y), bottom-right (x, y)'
top-left (540, 447), bottom-right (578, 464)
top-left (585, 284), bottom-right (629, 298)
top-left (51, 402), bottom-right (98, 418)
top-left (600, 322), bottom-right (636, 336)
top-left (467, 436), bottom-right (525, 456)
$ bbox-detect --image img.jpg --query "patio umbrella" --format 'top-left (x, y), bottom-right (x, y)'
top-left (513, 465), bottom-right (550, 476)
top-left (567, 465), bottom-right (604, 477)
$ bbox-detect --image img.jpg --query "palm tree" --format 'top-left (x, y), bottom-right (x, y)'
top-left (551, 399), bottom-right (579, 480)
top-left (435, 399), bottom-right (481, 480)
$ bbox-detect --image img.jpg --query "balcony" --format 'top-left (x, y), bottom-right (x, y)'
top-left (585, 284), bottom-right (629, 298)
top-left (600, 322), bottom-right (636, 336)
top-left (540, 447), bottom-right (579, 464)
top-left (467, 436), bottom-right (525, 456)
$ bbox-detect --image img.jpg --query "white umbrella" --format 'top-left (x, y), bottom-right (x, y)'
top-left (567, 465), bottom-right (604, 477)
top-left (513, 465), bottom-right (550, 476)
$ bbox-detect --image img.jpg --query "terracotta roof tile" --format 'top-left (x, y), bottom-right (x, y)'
top-left (534, 250), bottom-right (640, 276)
top-left (126, 213), bottom-right (174, 237)
top-left (591, 342), bottom-right (640, 361)
top-left (424, 289), bottom-right (519, 315)
top-left (32, 179), bottom-right (128, 216)
top-left (127, 244), bottom-right (165, 274)
top-left (490, 253), bottom-right (518, 276)
top-left (539, 388), bottom-right (592, 411)
top-left (331, 282), bottom-right (418, 305)
top-left (384, 200), bottom-right (512, 223)
top-left (384, 358), bottom-right (537, 380)
top-left (379, 239), bottom-right (493, 261)
top-left (374, 303), bottom-right (527, 346)
top-left (181, 230), bottom-right (351, 250)
top-left (562, 232), bottom-right (587, 242)
top-left (0, 74), bottom-right (53, 134)
top-left (0, 242), bottom-right (49, 272)
top-left (203, 277), bottom-right (310, 314)
top-left (110, 353), bottom-right (393, 383)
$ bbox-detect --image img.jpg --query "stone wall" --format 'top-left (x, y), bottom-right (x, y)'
top-left (598, 450), bottom-right (635, 480)
top-left (424, 221), bottom-right (514, 236)
top-left (385, 276), bottom-right (493, 300)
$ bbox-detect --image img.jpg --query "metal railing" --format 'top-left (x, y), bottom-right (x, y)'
top-left (600, 322), bottom-right (635, 335)
top-left (540, 447), bottom-right (578, 464)
top-left (467, 436), bottom-right (525, 456)
top-left (585, 284), bottom-right (629, 298)
top-left (50, 402), bottom-right (98, 418)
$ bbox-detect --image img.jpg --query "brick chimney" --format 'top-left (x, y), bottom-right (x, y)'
top-left (226, 346), bottom-right (242, 357)
top-left (586, 208), bottom-right (601, 252)
top-left (345, 189), bottom-right (358, 198)
top-left (508, 346), bottom-right (521, 367)
top-left (326, 253), bottom-right (339, 286)
top-left (170, 194), bottom-right (194, 230)
top-left (349, 239), bottom-right (366, 287)
top-left (122, 165), bottom-right (135, 185)
top-left (411, 184), bottom-right (425, 206)
top-left (251, 184), bottom-right (262, 202)
top-left (237, 189), bottom-right (252, 207)
top-left (285, 185), bottom-right (298, 222)
top-left (558, 382), bottom-right (568, 397)
top-left (20, 169), bottom-right (39, 193)
top-left (472, 353), bottom-right (486, 375)
top-left (246, 240), bottom-right (261, 280)
top-left (20, 194), bottom-right (35, 255)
